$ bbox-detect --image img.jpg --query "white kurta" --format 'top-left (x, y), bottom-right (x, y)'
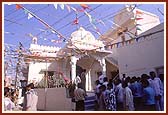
top-left (123, 87), bottom-right (135, 111)
top-left (26, 89), bottom-right (38, 111)
top-left (4, 97), bottom-right (15, 111)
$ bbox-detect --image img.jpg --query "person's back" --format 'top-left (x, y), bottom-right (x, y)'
top-left (74, 85), bottom-right (86, 111)
top-left (142, 79), bottom-right (156, 111)
top-left (26, 83), bottom-right (38, 111)
top-left (143, 87), bottom-right (155, 105)
top-left (26, 89), bottom-right (38, 111)
top-left (74, 88), bottom-right (85, 101)
top-left (122, 81), bottom-right (134, 111)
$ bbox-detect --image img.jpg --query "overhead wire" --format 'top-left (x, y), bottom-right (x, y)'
top-left (5, 4), bottom-right (50, 27)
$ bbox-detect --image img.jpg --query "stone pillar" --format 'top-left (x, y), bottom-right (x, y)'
top-left (70, 56), bottom-right (77, 83)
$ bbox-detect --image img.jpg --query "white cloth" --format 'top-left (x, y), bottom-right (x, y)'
top-left (115, 83), bottom-right (124, 103)
top-left (4, 97), bottom-right (15, 111)
top-left (150, 77), bottom-right (162, 96)
top-left (123, 87), bottom-right (134, 111)
top-left (26, 89), bottom-right (38, 111)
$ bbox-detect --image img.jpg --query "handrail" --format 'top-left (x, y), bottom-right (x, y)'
top-left (112, 73), bottom-right (119, 81)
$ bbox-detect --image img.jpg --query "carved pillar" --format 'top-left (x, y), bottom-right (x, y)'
top-left (70, 56), bottom-right (78, 82)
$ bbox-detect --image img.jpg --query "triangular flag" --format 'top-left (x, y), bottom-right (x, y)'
top-left (77, 8), bottom-right (85, 12)
top-left (136, 17), bottom-right (143, 20)
top-left (84, 11), bottom-right (92, 23)
top-left (136, 23), bottom-right (142, 26)
top-left (24, 9), bottom-right (28, 14)
top-left (53, 4), bottom-right (57, 9)
top-left (65, 4), bottom-right (71, 12)
top-left (80, 4), bottom-right (90, 10)
top-left (136, 10), bottom-right (143, 15)
top-left (71, 6), bottom-right (77, 12)
top-left (28, 13), bottom-right (33, 19)
top-left (72, 18), bottom-right (79, 25)
top-left (99, 20), bottom-right (105, 26)
top-left (51, 30), bottom-right (56, 34)
top-left (92, 18), bottom-right (97, 24)
top-left (59, 4), bottom-right (64, 10)
top-left (136, 27), bottom-right (142, 31)
top-left (16, 4), bottom-right (22, 10)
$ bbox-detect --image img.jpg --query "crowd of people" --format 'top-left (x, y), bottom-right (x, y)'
top-left (4, 70), bottom-right (164, 112)
top-left (4, 83), bottom-right (38, 111)
top-left (94, 71), bottom-right (164, 111)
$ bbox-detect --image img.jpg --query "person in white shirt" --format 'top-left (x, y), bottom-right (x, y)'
top-left (149, 71), bottom-right (163, 111)
top-left (122, 81), bottom-right (135, 111)
top-left (26, 83), bottom-right (38, 111)
top-left (4, 87), bottom-right (15, 111)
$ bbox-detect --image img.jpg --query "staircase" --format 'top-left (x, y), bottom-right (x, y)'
top-left (84, 92), bottom-right (96, 111)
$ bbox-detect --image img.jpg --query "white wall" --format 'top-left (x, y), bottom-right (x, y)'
top-left (117, 23), bottom-right (164, 78)
top-left (28, 61), bottom-right (63, 84)
top-left (35, 88), bottom-right (72, 111)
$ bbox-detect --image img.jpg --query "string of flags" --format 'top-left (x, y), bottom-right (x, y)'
top-left (15, 4), bottom-right (66, 41)
top-left (105, 29), bottom-right (164, 49)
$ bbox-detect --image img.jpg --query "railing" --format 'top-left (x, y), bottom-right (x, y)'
top-left (112, 73), bottom-right (119, 82)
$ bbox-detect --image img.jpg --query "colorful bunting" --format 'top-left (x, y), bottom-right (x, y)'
top-left (72, 18), bottom-right (79, 25)
top-left (53, 4), bottom-right (58, 9)
top-left (24, 9), bottom-right (28, 14)
top-left (80, 4), bottom-right (90, 10)
top-left (51, 39), bottom-right (62, 43)
top-left (71, 6), bottom-right (77, 12)
top-left (59, 4), bottom-right (64, 10)
top-left (28, 13), bottom-right (33, 19)
top-left (136, 17), bottom-right (143, 20)
top-left (98, 20), bottom-right (106, 26)
top-left (136, 27), bottom-right (142, 31)
top-left (136, 24), bottom-right (142, 26)
top-left (16, 4), bottom-right (22, 10)
top-left (136, 10), bottom-right (143, 15)
top-left (84, 11), bottom-right (92, 23)
top-left (65, 4), bottom-right (71, 12)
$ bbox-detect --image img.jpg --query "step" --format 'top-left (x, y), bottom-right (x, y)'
top-left (85, 104), bottom-right (95, 110)
top-left (85, 96), bottom-right (95, 100)
top-left (85, 100), bottom-right (95, 105)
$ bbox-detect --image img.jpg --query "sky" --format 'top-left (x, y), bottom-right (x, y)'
top-left (3, 2), bottom-right (165, 78)
top-left (3, 2), bottom-right (165, 50)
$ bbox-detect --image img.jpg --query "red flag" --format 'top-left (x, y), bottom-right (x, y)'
top-left (136, 17), bottom-right (143, 20)
top-left (16, 4), bottom-right (22, 10)
top-left (80, 4), bottom-right (90, 10)
top-left (72, 18), bottom-right (79, 25)
top-left (136, 10), bottom-right (143, 15)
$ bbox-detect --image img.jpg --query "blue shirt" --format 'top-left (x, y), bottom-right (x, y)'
top-left (143, 87), bottom-right (155, 105)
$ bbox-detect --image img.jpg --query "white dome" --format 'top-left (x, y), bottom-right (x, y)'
top-left (71, 27), bottom-right (96, 41)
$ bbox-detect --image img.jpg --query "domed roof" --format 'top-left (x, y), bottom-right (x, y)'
top-left (71, 27), bottom-right (96, 41)
top-left (69, 27), bottom-right (104, 50)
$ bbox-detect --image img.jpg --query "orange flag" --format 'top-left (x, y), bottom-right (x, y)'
top-left (136, 10), bottom-right (143, 15)
top-left (80, 4), bottom-right (90, 10)
top-left (16, 4), bottom-right (22, 10)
